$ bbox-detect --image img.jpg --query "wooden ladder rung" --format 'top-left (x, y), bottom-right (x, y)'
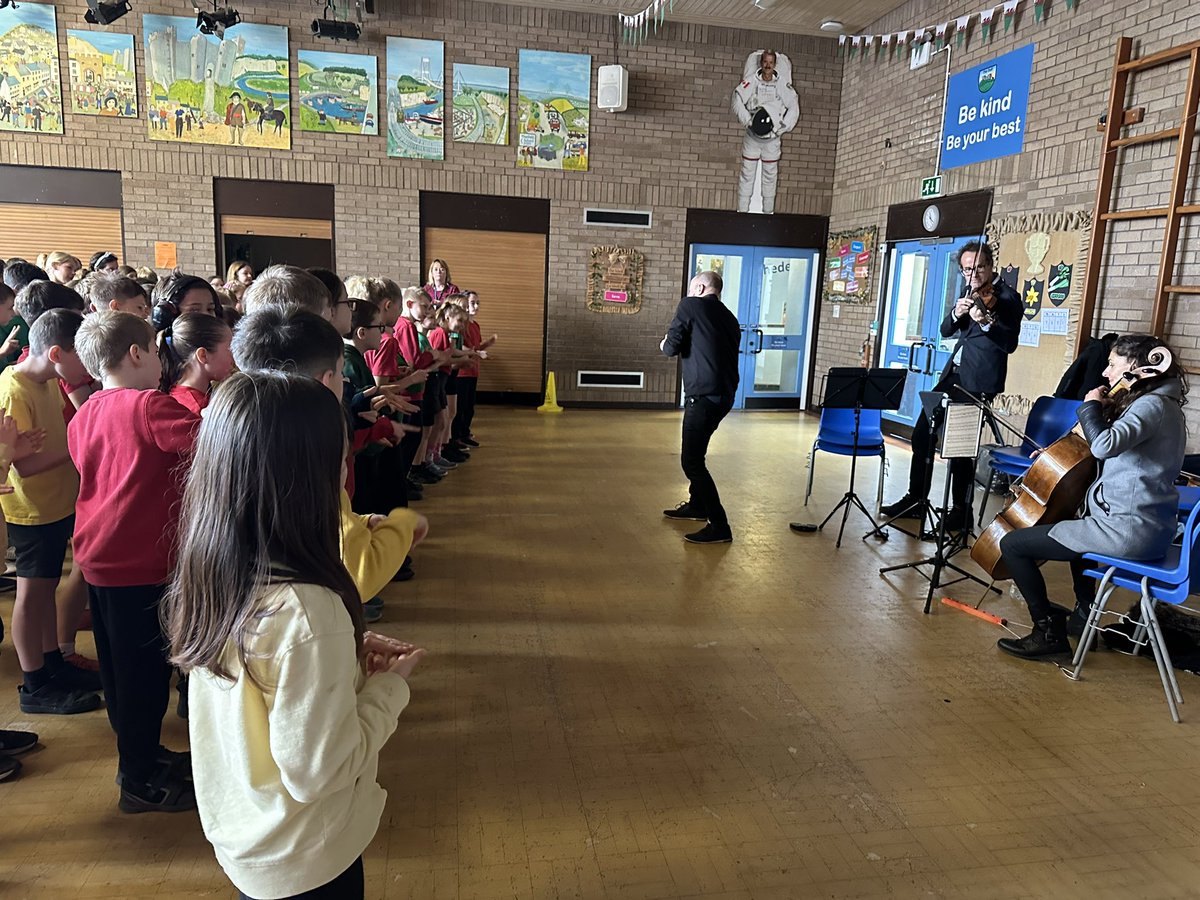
top-left (1117, 39), bottom-right (1200, 73)
top-left (1100, 207), bottom-right (1169, 220)
top-left (1166, 285), bottom-right (1200, 294)
top-left (1179, 204), bottom-right (1200, 215)
top-left (1110, 127), bottom-right (1180, 148)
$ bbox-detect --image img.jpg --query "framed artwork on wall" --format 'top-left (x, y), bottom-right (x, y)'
top-left (67, 30), bottom-right (138, 118)
top-left (0, 2), bottom-right (64, 135)
top-left (386, 36), bottom-right (444, 160)
top-left (452, 63), bottom-right (508, 145)
top-left (298, 49), bottom-right (378, 135)
top-left (143, 15), bottom-right (291, 149)
top-left (516, 49), bottom-right (590, 171)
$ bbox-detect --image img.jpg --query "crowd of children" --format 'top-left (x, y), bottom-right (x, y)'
top-left (0, 250), bottom-right (496, 899)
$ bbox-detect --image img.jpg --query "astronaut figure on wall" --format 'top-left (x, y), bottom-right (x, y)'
top-left (732, 49), bottom-right (800, 215)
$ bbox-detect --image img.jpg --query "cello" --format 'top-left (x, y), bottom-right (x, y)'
top-left (970, 346), bottom-right (1174, 580)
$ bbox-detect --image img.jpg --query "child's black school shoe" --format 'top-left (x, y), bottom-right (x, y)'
top-left (0, 754), bottom-right (22, 782)
top-left (442, 446), bottom-right (469, 463)
top-left (119, 770), bottom-right (196, 814)
top-left (18, 683), bottom-right (102, 715)
top-left (364, 596), bottom-right (384, 623)
top-left (684, 523), bottom-right (733, 544)
top-left (411, 463), bottom-right (443, 484)
top-left (0, 729), bottom-right (38, 755)
top-left (663, 501), bottom-right (707, 521)
top-left (51, 661), bottom-right (103, 694)
top-left (461, 437), bottom-right (480, 448)
top-left (392, 566), bottom-right (415, 583)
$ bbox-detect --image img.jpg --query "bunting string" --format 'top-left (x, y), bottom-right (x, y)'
top-left (619, 0), bottom-right (674, 45)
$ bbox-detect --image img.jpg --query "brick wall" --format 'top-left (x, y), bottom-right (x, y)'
top-left (0, 0), bottom-right (842, 406)
top-left (819, 0), bottom-right (1200, 435)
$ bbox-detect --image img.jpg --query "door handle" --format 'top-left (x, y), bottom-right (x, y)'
top-left (907, 341), bottom-right (924, 373)
top-left (924, 342), bottom-right (936, 375)
top-left (753, 327), bottom-right (764, 354)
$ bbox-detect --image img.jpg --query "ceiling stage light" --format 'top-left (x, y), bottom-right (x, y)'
top-left (85, 1), bottom-right (132, 25)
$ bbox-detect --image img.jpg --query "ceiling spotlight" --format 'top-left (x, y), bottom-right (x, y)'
top-left (820, 19), bottom-right (845, 31)
top-left (312, 17), bottom-right (360, 41)
top-left (751, 0), bottom-right (777, 9)
top-left (85, 0), bottom-right (131, 25)
top-left (195, 4), bottom-right (240, 38)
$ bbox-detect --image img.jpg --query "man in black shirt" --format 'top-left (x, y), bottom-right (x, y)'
top-left (660, 270), bottom-right (741, 544)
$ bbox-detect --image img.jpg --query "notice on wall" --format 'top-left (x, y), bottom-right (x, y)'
top-left (1019, 319), bottom-right (1041, 348)
top-left (942, 43), bottom-right (1035, 170)
top-left (1040, 308), bottom-right (1069, 335)
top-left (154, 241), bottom-right (177, 269)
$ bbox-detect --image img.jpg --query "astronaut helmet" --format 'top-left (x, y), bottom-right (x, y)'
top-left (750, 108), bottom-right (774, 137)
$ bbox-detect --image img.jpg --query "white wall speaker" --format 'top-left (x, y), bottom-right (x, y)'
top-left (597, 65), bottom-right (629, 113)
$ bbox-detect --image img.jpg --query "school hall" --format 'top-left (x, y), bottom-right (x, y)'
top-left (2, 0), bottom-right (1200, 897)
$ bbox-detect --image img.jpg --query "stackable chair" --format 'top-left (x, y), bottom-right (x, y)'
top-left (978, 396), bottom-right (1084, 525)
top-left (803, 407), bottom-right (887, 512)
top-left (1068, 499), bottom-right (1200, 723)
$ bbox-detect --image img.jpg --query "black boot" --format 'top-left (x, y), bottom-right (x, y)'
top-left (997, 615), bottom-right (1071, 659)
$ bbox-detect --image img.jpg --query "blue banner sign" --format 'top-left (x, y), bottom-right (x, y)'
top-left (942, 43), bottom-right (1034, 170)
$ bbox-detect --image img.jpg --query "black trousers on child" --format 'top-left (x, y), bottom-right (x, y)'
top-left (453, 375), bottom-right (478, 441)
top-left (999, 524), bottom-right (1095, 622)
top-left (681, 395), bottom-right (733, 528)
top-left (89, 583), bottom-right (173, 784)
top-left (239, 856), bottom-right (363, 900)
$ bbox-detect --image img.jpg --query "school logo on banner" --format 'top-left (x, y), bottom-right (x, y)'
top-left (1047, 262), bottom-right (1073, 306)
top-left (1002, 264), bottom-right (1021, 292)
top-left (978, 65), bottom-right (997, 93)
top-left (1022, 279), bottom-right (1044, 320)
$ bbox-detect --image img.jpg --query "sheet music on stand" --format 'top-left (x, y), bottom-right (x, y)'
top-left (939, 403), bottom-right (983, 459)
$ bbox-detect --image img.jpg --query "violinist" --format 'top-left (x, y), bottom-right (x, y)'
top-left (881, 241), bottom-right (1023, 530)
top-left (996, 335), bottom-right (1188, 659)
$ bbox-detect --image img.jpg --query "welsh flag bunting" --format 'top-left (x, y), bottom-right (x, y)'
top-left (1003, 0), bottom-right (1021, 32)
top-left (979, 5), bottom-right (998, 41)
top-left (956, 14), bottom-right (971, 47)
top-left (934, 22), bottom-right (947, 49)
top-left (838, 34), bottom-right (847, 56)
top-left (1033, 0), bottom-right (1047, 21)
top-left (883, 33), bottom-right (895, 57)
top-left (894, 32), bottom-right (907, 58)
top-left (850, 35), bottom-right (860, 57)
top-left (1066, 0), bottom-right (1076, 7)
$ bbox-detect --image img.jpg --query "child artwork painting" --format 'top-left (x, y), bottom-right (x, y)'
top-left (143, 15), bottom-right (290, 149)
top-left (516, 49), bottom-right (590, 172)
top-left (67, 30), bottom-right (138, 118)
top-left (298, 49), bottom-right (378, 136)
top-left (386, 37), bottom-right (444, 160)
top-left (0, 2), bottom-right (64, 135)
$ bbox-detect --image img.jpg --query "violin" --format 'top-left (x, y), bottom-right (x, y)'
top-left (970, 346), bottom-right (1173, 580)
top-left (967, 283), bottom-right (997, 327)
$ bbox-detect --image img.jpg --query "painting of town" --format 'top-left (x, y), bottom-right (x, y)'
top-left (67, 30), bottom-right (138, 118)
top-left (386, 37), bottom-right (444, 160)
top-left (452, 63), bottom-right (508, 145)
top-left (144, 15), bottom-right (290, 149)
top-left (298, 49), bottom-right (377, 136)
top-left (517, 50), bottom-right (589, 171)
top-left (0, 2), bottom-right (63, 135)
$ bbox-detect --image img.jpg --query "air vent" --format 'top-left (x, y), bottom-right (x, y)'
top-left (577, 370), bottom-right (644, 389)
top-left (584, 208), bottom-right (653, 229)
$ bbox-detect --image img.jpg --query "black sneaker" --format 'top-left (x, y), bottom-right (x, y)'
top-left (392, 565), bottom-right (415, 583)
top-left (52, 661), bottom-right (103, 693)
top-left (410, 465), bottom-right (441, 485)
top-left (462, 437), bottom-right (480, 448)
top-left (18, 683), bottom-right (102, 715)
top-left (442, 446), bottom-right (469, 463)
top-left (663, 501), bottom-right (707, 521)
top-left (0, 729), bottom-right (38, 755)
top-left (684, 523), bottom-right (733, 544)
top-left (119, 771), bottom-right (197, 814)
top-left (880, 495), bottom-right (920, 518)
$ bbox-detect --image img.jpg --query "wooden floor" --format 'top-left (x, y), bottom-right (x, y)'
top-left (4, 408), bottom-right (1200, 899)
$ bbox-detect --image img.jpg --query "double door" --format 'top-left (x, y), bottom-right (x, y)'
top-left (879, 239), bottom-right (969, 428)
top-left (687, 244), bottom-right (818, 408)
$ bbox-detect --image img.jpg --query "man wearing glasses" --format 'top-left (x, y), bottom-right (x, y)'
top-left (880, 240), bottom-right (1023, 530)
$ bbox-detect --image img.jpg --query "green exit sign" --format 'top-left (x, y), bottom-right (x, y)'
top-left (921, 175), bottom-right (943, 198)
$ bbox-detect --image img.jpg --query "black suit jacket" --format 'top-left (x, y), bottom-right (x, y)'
top-left (938, 277), bottom-right (1023, 395)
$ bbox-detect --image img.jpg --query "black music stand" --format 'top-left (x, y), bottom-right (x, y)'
top-left (879, 395), bottom-right (999, 612)
top-left (791, 367), bottom-right (907, 548)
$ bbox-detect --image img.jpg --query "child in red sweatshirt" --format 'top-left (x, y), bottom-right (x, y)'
top-left (69, 311), bottom-right (200, 814)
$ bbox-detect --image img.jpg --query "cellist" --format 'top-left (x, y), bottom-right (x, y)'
top-left (997, 335), bottom-right (1188, 660)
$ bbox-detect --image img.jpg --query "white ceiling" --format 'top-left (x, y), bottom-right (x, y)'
top-left (480, 0), bottom-right (912, 36)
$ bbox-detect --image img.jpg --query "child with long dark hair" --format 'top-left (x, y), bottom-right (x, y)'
top-left (157, 313), bottom-right (234, 415)
top-left (997, 334), bottom-right (1188, 659)
top-left (163, 370), bottom-right (424, 900)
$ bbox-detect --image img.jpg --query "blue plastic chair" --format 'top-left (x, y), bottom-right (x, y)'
top-left (804, 408), bottom-right (887, 512)
top-left (1068, 499), bottom-right (1200, 723)
top-left (1177, 484), bottom-right (1200, 520)
top-left (978, 396), bottom-right (1084, 525)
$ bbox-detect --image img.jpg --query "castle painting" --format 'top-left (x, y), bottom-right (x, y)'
top-left (0, 2), bottom-right (64, 135)
top-left (143, 14), bottom-right (290, 149)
